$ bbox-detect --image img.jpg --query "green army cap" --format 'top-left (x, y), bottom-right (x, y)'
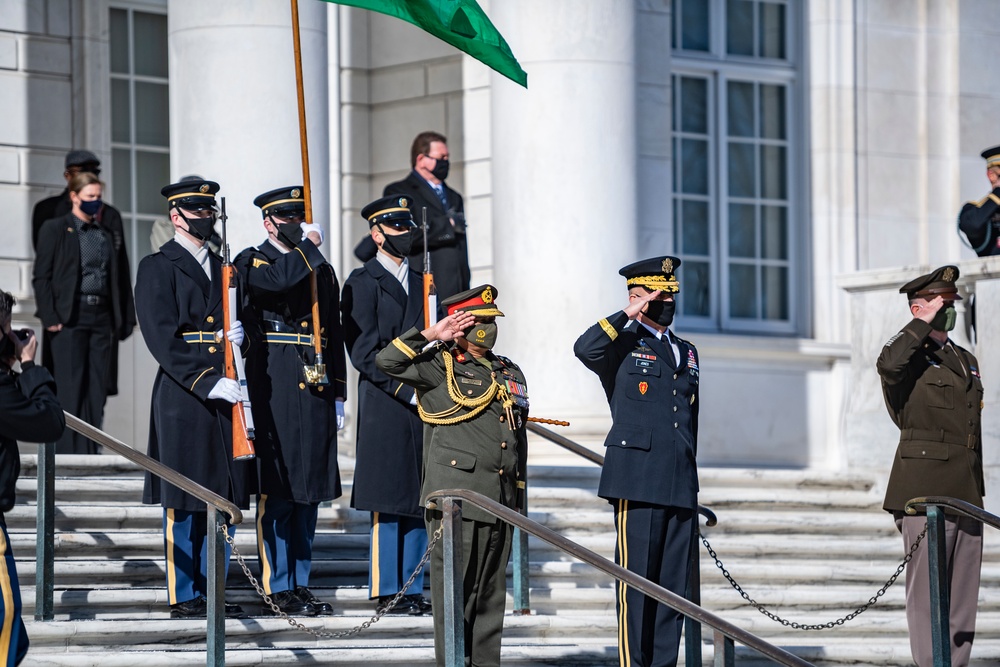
top-left (899, 265), bottom-right (962, 301)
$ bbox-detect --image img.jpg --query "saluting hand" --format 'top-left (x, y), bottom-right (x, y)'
top-left (624, 290), bottom-right (662, 320)
top-left (422, 311), bottom-right (476, 342)
top-left (912, 295), bottom-right (944, 324)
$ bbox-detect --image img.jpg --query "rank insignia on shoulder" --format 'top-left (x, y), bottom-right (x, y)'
top-left (883, 332), bottom-right (903, 348)
top-left (638, 381), bottom-right (648, 395)
top-left (252, 258), bottom-right (270, 268)
top-left (453, 351), bottom-right (466, 363)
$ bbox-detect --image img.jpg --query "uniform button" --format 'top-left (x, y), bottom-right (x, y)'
top-left (673, 389), bottom-right (677, 395)
top-left (491, 372), bottom-right (497, 378)
top-left (674, 422), bottom-right (678, 428)
top-left (301, 321), bottom-right (308, 328)
top-left (299, 382), bottom-right (306, 390)
top-left (498, 469), bottom-right (504, 476)
top-left (499, 415), bottom-right (505, 423)
top-left (467, 390), bottom-right (474, 395)
top-left (208, 346), bottom-right (217, 354)
top-left (673, 406), bottom-right (678, 412)
top-left (673, 373), bottom-right (678, 380)
top-left (320, 327), bottom-right (326, 333)
top-left (621, 440), bottom-right (627, 445)
top-left (206, 316), bottom-right (215, 324)
top-left (501, 443), bottom-right (507, 449)
top-left (317, 386), bottom-right (324, 392)
top-left (922, 450), bottom-right (927, 455)
top-left (451, 459), bottom-right (457, 466)
top-left (642, 369), bottom-right (648, 374)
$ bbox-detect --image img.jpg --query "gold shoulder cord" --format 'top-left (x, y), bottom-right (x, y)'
top-left (418, 350), bottom-right (514, 427)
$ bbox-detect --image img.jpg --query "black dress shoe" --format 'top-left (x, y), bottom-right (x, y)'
top-left (224, 601), bottom-right (248, 619)
top-left (405, 594), bottom-right (432, 615)
top-left (375, 594), bottom-right (418, 615)
top-left (295, 586), bottom-right (333, 616)
top-left (270, 589), bottom-right (310, 616)
top-left (170, 596), bottom-right (207, 618)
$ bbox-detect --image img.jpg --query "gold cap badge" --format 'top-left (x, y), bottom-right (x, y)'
top-left (199, 184), bottom-right (209, 193)
top-left (291, 188), bottom-right (301, 198)
top-left (399, 197), bottom-right (408, 208)
top-left (662, 258), bottom-right (674, 274)
top-left (943, 267), bottom-right (956, 282)
top-left (481, 288), bottom-right (494, 304)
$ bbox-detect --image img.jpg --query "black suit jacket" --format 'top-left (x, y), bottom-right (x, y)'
top-left (32, 210), bottom-right (136, 394)
top-left (354, 171), bottom-right (470, 301)
top-left (32, 190), bottom-right (71, 251)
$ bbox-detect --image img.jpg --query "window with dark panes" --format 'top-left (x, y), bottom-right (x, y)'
top-left (110, 7), bottom-right (169, 277)
top-left (671, 0), bottom-right (799, 334)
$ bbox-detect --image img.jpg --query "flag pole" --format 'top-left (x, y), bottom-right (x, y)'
top-left (291, 0), bottom-right (328, 385)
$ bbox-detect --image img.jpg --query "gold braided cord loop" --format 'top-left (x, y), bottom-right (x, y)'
top-left (417, 350), bottom-right (510, 426)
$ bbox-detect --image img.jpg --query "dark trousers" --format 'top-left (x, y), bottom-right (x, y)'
top-left (255, 495), bottom-right (319, 595)
top-left (426, 512), bottom-right (511, 667)
top-left (369, 511), bottom-right (428, 598)
top-left (613, 500), bottom-right (695, 667)
top-left (0, 518), bottom-right (28, 665)
top-left (163, 508), bottom-right (236, 605)
top-left (48, 301), bottom-right (112, 454)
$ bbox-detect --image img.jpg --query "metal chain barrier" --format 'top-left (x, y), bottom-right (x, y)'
top-left (218, 521), bottom-right (443, 639)
top-left (699, 522), bottom-right (927, 630)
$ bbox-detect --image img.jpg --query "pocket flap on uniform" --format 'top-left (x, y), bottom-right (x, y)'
top-left (604, 424), bottom-right (652, 451)
top-left (899, 442), bottom-right (949, 461)
top-left (434, 445), bottom-right (477, 471)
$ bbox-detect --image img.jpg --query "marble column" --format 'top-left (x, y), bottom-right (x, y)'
top-left (167, 0), bottom-right (330, 255)
top-left (490, 2), bottom-right (638, 435)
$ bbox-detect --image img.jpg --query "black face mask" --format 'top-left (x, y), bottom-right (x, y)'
top-left (379, 226), bottom-right (414, 258)
top-left (430, 157), bottom-right (449, 181)
top-left (644, 300), bottom-right (676, 327)
top-left (177, 208), bottom-right (217, 242)
top-left (275, 221), bottom-right (304, 248)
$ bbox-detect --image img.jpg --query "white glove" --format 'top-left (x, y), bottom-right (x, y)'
top-left (208, 377), bottom-right (242, 404)
top-left (335, 400), bottom-right (345, 431)
top-left (217, 319), bottom-right (244, 347)
top-left (301, 222), bottom-right (324, 245)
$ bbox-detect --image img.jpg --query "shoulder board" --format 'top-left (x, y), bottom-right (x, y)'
top-left (496, 355), bottom-right (522, 371)
top-left (674, 335), bottom-right (695, 348)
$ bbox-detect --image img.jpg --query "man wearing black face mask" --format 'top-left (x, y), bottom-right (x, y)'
top-left (342, 196), bottom-right (431, 616)
top-left (574, 256), bottom-right (700, 667)
top-left (355, 131), bottom-right (470, 302)
top-left (877, 265), bottom-right (984, 667)
top-left (233, 186), bottom-right (347, 616)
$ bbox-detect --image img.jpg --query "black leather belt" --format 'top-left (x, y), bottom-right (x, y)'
top-left (80, 294), bottom-right (107, 306)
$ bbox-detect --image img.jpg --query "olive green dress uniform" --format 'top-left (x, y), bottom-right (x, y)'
top-left (877, 265), bottom-right (984, 667)
top-left (375, 286), bottom-right (527, 667)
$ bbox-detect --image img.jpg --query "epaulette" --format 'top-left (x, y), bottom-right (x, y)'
top-left (971, 192), bottom-right (1000, 208)
top-left (496, 355), bottom-right (521, 371)
top-left (674, 334), bottom-right (695, 347)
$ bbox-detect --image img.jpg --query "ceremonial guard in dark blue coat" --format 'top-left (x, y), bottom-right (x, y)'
top-left (135, 179), bottom-right (251, 618)
top-left (234, 186), bottom-right (346, 616)
top-left (342, 196), bottom-right (430, 616)
top-left (574, 256), bottom-right (700, 667)
top-left (958, 145), bottom-right (1000, 256)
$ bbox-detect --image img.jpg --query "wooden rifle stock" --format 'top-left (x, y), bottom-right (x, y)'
top-left (422, 207), bottom-right (437, 329)
top-left (221, 198), bottom-right (256, 461)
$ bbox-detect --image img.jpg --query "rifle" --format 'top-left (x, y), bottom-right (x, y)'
top-left (422, 206), bottom-right (437, 329)
top-left (221, 197), bottom-right (256, 461)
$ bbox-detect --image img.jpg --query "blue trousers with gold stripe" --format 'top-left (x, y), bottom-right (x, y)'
top-left (369, 512), bottom-right (427, 598)
top-left (163, 509), bottom-right (236, 606)
top-left (613, 500), bottom-right (694, 667)
top-left (256, 495), bottom-right (318, 595)
top-left (0, 519), bottom-right (27, 666)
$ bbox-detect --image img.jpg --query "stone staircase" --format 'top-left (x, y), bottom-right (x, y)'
top-left (10, 448), bottom-right (1000, 665)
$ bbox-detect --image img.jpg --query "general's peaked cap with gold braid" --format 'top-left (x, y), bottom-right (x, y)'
top-left (161, 179), bottom-right (220, 211)
top-left (619, 256), bottom-right (681, 293)
top-left (899, 265), bottom-right (962, 301)
top-left (441, 284), bottom-right (505, 317)
top-left (254, 185), bottom-right (305, 218)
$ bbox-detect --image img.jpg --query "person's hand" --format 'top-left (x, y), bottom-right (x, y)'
top-left (301, 222), bottom-right (324, 246)
top-left (913, 296), bottom-right (944, 324)
top-left (46, 324), bottom-right (63, 332)
top-left (624, 290), bottom-right (662, 319)
top-left (421, 312), bottom-right (476, 342)
top-left (335, 400), bottom-right (345, 431)
top-left (208, 378), bottom-right (242, 403)
top-left (220, 319), bottom-right (244, 347)
top-left (16, 329), bottom-right (37, 364)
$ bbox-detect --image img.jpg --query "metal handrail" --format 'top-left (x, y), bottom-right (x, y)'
top-left (429, 488), bottom-right (813, 667)
top-left (62, 413), bottom-right (243, 523)
top-left (35, 413), bottom-right (243, 667)
top-left (905, 495), bottom-right (1000, 530)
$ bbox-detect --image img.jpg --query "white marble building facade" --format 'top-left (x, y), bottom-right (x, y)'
top-left (4, 0), bottom-right (1000, 509)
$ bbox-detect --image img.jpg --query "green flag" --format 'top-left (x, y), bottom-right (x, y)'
top-left (322, 0), bottom-right (527, 87)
